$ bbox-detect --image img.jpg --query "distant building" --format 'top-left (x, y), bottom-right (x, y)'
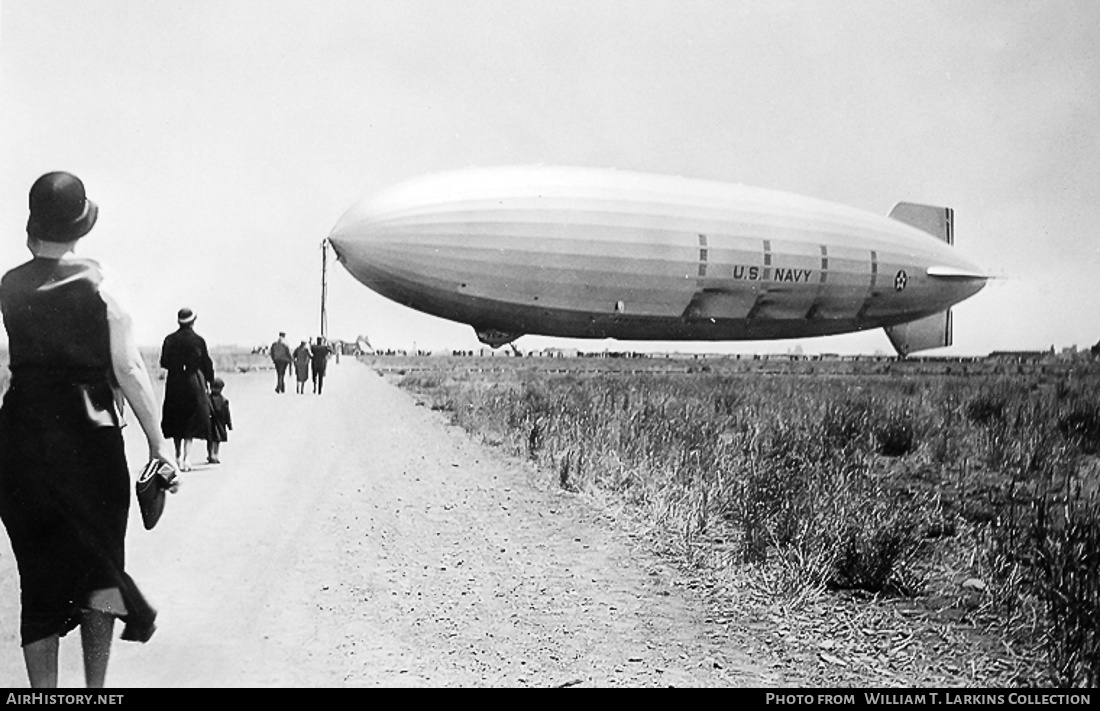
top-left (541, 347), bottom-right (579, 358)
top-left (987, 351), bottom-right (1049, 364)
top-left (1057, 345), bottom-right (1091, 362)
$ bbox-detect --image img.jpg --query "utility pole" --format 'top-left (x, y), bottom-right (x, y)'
top-left (320, 239), bottom-right (329, 340)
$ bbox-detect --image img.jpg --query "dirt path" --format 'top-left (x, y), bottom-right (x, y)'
top-left (0, 360), bottom-right (780, 688)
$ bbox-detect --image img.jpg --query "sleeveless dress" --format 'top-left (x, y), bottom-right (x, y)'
top-left (0, 256), bottom-right (156, 645)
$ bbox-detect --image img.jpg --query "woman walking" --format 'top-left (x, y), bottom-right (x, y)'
top-left (0, 171), bottom-right (178, 688)
top-left (159, 307), bottom-right (214, 471)
top-left (292, 339), bottom-right (311, 394)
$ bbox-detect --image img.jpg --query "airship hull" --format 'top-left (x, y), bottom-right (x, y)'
top-left (328, 166), bottom-right (986, 352)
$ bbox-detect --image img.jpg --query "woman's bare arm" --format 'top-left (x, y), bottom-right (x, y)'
top-left (99, 270), bottom-right (177, 466)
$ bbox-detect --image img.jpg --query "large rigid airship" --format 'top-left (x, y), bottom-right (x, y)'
top-left (327, 166), bottom-right (987, 356)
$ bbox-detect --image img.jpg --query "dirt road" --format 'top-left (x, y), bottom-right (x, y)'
top-left (0, 360), bottom-right (780, 688)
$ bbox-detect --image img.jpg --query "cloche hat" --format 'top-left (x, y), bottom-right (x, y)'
top-left (27, 171), bottom-right (99, 242)
top-left (177, 307), bottom-right (196, 324)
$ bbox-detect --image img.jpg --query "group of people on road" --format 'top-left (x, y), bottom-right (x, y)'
top-left (270, 332), bottom-right (334, 395)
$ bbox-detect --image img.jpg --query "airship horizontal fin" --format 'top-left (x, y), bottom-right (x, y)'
top-left (927, 265), bottom-right (987, 279)
top-left (885, 309), bottom-right (952, 357)
top-left (888, 203), bottom-right (954, 244)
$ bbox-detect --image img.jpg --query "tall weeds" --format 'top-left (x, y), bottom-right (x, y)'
top-left (395, 358), bottom-right (1100, 686)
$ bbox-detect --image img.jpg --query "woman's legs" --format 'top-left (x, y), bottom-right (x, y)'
top-left (23, 615), bottom-right (116, 688)
top-left (180, 438), bottom-right (193, 471)
top-left (80, 610), bottom-right (114, 688)
top-left (23, 635), bottom-right (59, 688)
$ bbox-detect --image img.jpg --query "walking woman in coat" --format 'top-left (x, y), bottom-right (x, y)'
top-left (292, 339), bottom-right (311, 394)
top-left (0, 171), bottom-right (178, 688)
top-left (159, 307), bottom-right (214, 472)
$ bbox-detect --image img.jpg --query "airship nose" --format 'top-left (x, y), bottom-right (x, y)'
top-left (327, 203), bottom-right (386, 267)
top-left (325, 232), bottom-right (358, 269)
top-left (326, 232), bottom-right (352, 261)
top-left (327, 207), bottom-right (415, 295)
top-left (327, 224), bottom-right (385, 273)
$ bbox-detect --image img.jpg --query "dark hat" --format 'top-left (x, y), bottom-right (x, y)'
top-left (279, 331), bottom-right (286, 337)
top-left (211, 377), bottom-right (225, 391)
top-left (177, 307), bottom-right (196, 324)
top-left (27, 172), bottom-right (99, 242)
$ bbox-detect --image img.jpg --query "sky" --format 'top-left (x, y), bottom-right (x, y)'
top-left (2, 0), bottom-right (1098, 356)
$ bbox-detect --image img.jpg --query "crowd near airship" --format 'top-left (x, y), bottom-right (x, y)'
top-left (327, 165), bottom-right (987, 356)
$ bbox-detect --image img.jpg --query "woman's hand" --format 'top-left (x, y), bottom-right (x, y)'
top-left (149, 445), bottom-right (181, 492)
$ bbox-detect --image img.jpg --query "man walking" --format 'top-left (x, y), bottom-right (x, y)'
top-left (270, 331), bottom-right (292, 393)
top-left (310, 336), bottom-right (333, 395)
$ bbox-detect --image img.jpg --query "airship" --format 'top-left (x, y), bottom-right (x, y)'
top-left (327, 166), bottom-right (987, 356)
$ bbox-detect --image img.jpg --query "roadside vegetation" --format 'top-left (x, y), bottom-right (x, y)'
top-left (376, 354), bottom-right (1099, 688)
top-left (140, 347), bottom-right (271, 377)
top-left (0, 347), bottom-right (270, 401)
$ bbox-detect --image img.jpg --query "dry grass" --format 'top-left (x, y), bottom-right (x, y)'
top-left (139, 347), bottom-right (272, 377)
top-left (379, 353), bottom-right (1100, 688)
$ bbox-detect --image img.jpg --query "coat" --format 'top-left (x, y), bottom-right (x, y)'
top-left (159, 326), bottom-right (214, 440)
top-left (293, 344), bottom-right (311, 382)
top-left (209, 392), bottom-right (232, 442)
top-left (270, 340), bottom-right (292, 365)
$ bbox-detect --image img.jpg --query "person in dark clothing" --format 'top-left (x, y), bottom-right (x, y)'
top-left (292, 339), bottom-right (311, 394)
top-left (0, 171), bottom-right (177, 688)
top-left (206, 377), bottom-right (231, 464)
top-left (159, 307), bottom-right (214, 472)
top-left (269, 331), bottom-right (292, 393)
top-left (310, 336), bottom-right (332, 394)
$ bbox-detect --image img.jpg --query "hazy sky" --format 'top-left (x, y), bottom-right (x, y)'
top-left (2, 0), bottom-right (1098, 355)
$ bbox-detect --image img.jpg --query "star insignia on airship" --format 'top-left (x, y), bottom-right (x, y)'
top-left (894, 270), bottom-right (908, 292)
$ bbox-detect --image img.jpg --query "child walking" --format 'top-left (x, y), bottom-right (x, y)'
top-left (207, 377), bottom-right (232, 464)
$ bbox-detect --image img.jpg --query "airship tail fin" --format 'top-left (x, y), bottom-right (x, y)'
top-left (888, 203), bottom-right (954, 244)
top-left (885, 310), bottom-right (952, 357)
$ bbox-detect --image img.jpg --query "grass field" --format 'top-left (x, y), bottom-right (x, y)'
top-left (371, 353), bottom-right (1100, 688)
